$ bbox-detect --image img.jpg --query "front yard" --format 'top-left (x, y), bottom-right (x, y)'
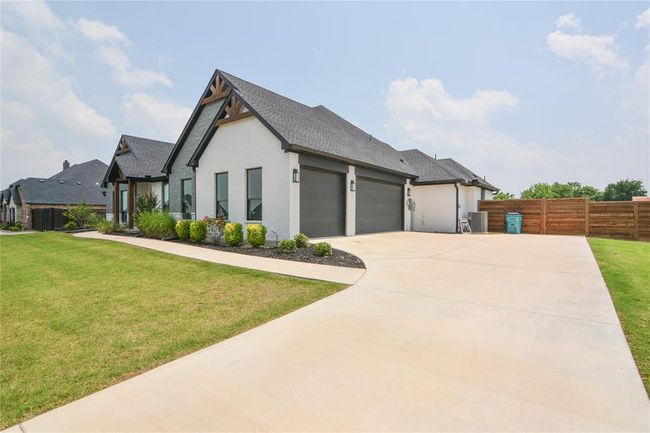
top-left (589, 237), bottom-right (650, 394)
top-left (0, 232), bottom-right (345, 428)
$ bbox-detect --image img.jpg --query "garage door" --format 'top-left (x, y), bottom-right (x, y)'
top-left (356, 177), bottom-right (403, 234)
top-left (300, 167), bottom-right (345, 238)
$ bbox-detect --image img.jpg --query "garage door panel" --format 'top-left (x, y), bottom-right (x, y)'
top-left (300, 167), bottom-right (345, 238)
top-left (356, 177), bottom-right (403, 234)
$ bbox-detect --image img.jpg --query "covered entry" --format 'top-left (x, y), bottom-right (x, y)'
top-left (300, 166), bottom-right (346, 238)
top-left (355, 169), bottom-right (404, 234)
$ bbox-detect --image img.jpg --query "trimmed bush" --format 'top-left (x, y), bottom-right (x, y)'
top-left (14, 222), bottom-right (23, 230)
top-left (294, 233), bottom-right (309, 248)
top-left (64, 221), bottom-right (78, 230)
top-left (247, 224), bottom-right (267, 247)
top-left (313, 241), bottom-right (333, 257)
top-left (138, 211), bottom-right (176, 239)
top-left (9, 226), bottom-right (20, 232)
top-left (224, 222), bottom-right (244, 246)
top-left (278, 239), bottom-right (297, 254)
top-left (176, 220), bottom-right (191, 241)
top-left (190, 220), bottom-right (207, 242)
top-left (96, 219), bottom-right (113, 234)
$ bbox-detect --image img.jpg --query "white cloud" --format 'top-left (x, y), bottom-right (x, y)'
top-left (122, 92), bottom-right (192, 141)
top-left (636, 8), bottom-right (650, 28)
top-left (76, 18), bottom-right (130, 44)
top-left (384, 77), bottom-right (560, 191)
top-left (546, 30), bottom-right (628, 78)
top-left (556, 14), bottom-right (582, 30)
top-left (99, 45), bottom-right (172, 88)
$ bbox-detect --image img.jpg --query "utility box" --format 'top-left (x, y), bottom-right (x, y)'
top-left (505, 212), bottom-right (523, 234)
top-left (468, 211), bottom-right (488, 233)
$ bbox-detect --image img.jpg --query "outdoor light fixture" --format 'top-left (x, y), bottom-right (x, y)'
top-left (292, 168), bottom-right (300, 183)
top-left (350, 179), bottom-right (356, 192)
top-left (407, 187), bottom-right (412, 197)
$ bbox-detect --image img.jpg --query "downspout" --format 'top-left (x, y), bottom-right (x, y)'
top-left (455, 182), bottom-right (459, 233)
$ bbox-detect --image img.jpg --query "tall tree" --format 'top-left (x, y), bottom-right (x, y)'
top-left (493, 191), bottom-right (515, 200)
top-left (602, 179), bottom-right (647, 201)
top-left (520, 182), bottom-right (602, 200)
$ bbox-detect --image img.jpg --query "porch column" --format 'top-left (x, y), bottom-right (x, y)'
top-left (128, 179), bottom-right (135, 229)
top-left (114, 181), bottom-right (120, 224)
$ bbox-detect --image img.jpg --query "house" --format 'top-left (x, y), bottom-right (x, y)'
top-left (104, 69), bottom-right (497, 238)
top-left (400, 149), bottom-right (498, 233)
top-left (1, 160), bottom-right (108, 230)
top-left (102, 135), bottom-right (174, 227)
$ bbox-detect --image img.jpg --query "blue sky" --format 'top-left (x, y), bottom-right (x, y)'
top-left (1, 1), bottom-right (648, 194)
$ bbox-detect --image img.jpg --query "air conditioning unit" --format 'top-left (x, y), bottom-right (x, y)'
top-left (468, 211), bottom-right (488, 233)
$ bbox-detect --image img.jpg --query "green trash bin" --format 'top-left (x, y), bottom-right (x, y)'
top-left (505, 212), bottom-right (522, 234)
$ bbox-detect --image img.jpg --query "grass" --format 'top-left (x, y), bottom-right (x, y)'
top-left (0, 232), bottom-right (345, 428)
top-left (589, 237), bottom-right (650, 395)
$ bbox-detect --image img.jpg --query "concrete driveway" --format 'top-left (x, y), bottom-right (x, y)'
top-left (17, 233), bottom-right (649, 432)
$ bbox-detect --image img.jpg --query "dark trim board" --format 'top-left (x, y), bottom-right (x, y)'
top-left (299, 154), bottom-right (348, 174)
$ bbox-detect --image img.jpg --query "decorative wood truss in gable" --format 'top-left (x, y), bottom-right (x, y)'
top-left (201, 75), bottom-right (230, 105)
top-left (214, 94), bottom-right (254, 126)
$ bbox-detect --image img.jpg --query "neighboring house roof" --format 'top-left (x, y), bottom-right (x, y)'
top-left (166, 69), bottom-right (417, 177)
top-left (104, 135), bottom-right (174, 186)
top-left (5, 160), bottom-right (109, 206)
top-left (399, 149), bottom-right (498, 191)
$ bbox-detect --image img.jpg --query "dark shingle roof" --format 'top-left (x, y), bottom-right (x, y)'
top-left (6, 159), bottom-right (109, 205)
top-left (400, 149), bottom-right (498, 191)
top-left (216, 71), bottom-right (416, 176)
top-left (113, 135), bottom-right (174, 179)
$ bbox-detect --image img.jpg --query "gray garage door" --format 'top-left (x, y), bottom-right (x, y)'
top-left (356, 177), bottom-right (403, 234)
top-left (300, 167), bottom-right (345, 238)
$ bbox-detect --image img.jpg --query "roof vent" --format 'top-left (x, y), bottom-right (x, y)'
top-left (39, 179), bottom-right (45, 183)
top-left (434, 154), bottom-right (437, 160)
top-left (76, 181), bottom-right (81, 185)
top-left (58, 180), bottom-right (64, 184)
top-left (63, 160), bottom-right (70, 170)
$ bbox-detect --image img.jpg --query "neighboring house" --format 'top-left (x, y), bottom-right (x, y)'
top-left (400, 149), bottom-right (498, 233)
top-left (102, 135), bottom-right (174, 227)
top-left (104, 69), bottom-right (497, 238)
top-left (1, 160), bottom-right (108, 230)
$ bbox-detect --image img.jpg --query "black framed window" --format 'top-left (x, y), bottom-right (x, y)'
top-left (162, 181), bottom-right (170, 212)
top-left (120, 189), bottom-right (128, 223)
top-left (181, 178), bottom-right (193, 220)
top-left (480, 189), bottom-right (485, 200)
top-left (246, 168), bottom-right (262, 220)
top-left (215, 172), bottom-right (228, 219)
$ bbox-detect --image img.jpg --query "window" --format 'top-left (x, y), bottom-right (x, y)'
top-left (181, 178), bottom-right (193, 220)
top-left (162, 181), bottom-right (170, 212)
top-left (246, 168), bottom-right (262, 220)
top-left (480, 189), bottom-right (485, 200)
top-left (120, 189), bottom-right (128, 223)
top-left (215, 172), bottom-right (228, 219)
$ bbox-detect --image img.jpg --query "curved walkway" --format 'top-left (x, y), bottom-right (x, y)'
top-left (73, 231), bottom-right (364, 285)
top-left (15, 232), bottom-right (650, 432)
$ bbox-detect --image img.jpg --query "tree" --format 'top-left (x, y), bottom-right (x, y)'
top-left (64, 203), bottom-right (98, 228)
top-left (136, 192), bottom-right (160, 214)
top-left (602, 179), bottom-right (647, 201)
top-left (493, 191), bottom-right (515, 200)
top-left (520, 182), bottom-right (602, 200)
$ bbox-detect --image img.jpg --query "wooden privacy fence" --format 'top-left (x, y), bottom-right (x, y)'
top-left (478, 198), bottom-right (650, 241)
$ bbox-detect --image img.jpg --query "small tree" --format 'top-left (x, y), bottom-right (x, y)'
top-left (602, 179), bottom-right (647, 201)
top-left (493, 191), bottom-right (515, 200)
top-left (64, 203), bottom-right (97, 228)
top-left (137, 192), bottom-right (160, 215)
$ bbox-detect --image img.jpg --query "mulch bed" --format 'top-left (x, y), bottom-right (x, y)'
top-left (97, 231), bottom-right (365, 269)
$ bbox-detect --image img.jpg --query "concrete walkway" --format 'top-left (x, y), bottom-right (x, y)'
top-left (73, 231), bottom-right (364, 285)
top-left (17, 232), bottom-right (650, 432)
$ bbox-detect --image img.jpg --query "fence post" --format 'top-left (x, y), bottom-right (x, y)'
top-left (634, 202), bottom-right (639, 241)
top-left (541, 198), bottom-right (547, 234)
top-left (583, 198), bottom-right (589, 237)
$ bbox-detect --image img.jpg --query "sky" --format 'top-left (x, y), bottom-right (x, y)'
top-left (1, 1), bottom-right (648, 195)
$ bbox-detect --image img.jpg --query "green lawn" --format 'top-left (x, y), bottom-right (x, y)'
top-left (589, 237), bottom-right (650, 395)
top-left (0, 232), bottom-right (345, 428)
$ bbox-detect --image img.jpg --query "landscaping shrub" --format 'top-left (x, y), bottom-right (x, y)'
top-left (224, 222), bottom-right (244, 246)
top-left (138, 211), bottom-right (176, 239)
top-left (64, 221), bottom-right (78, 230)
top-left (136, 192), bottom-right (159, 215)
top-left (278, 239), bottom-right (297, 254)
top-left (190, 220), bottom-right (207, 242)
top-left (14, 222), bottom-right (23, 230)
top-left (9, 225), bottom-right (20, 232)
top-left (176, 220), bottom-right (191, 240)
top-left (313, 241), bottom-right (333, 257)
top-left (96, 219), bottom-right (113, 234)
top-left (247, 224), bottom-right (267, 247)
top-left (63, 203), bottom-right (97, 228)
top-left (202, 216), bottom-right (227, 243)
top-left (294, 233), bottom-right (309, 248)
